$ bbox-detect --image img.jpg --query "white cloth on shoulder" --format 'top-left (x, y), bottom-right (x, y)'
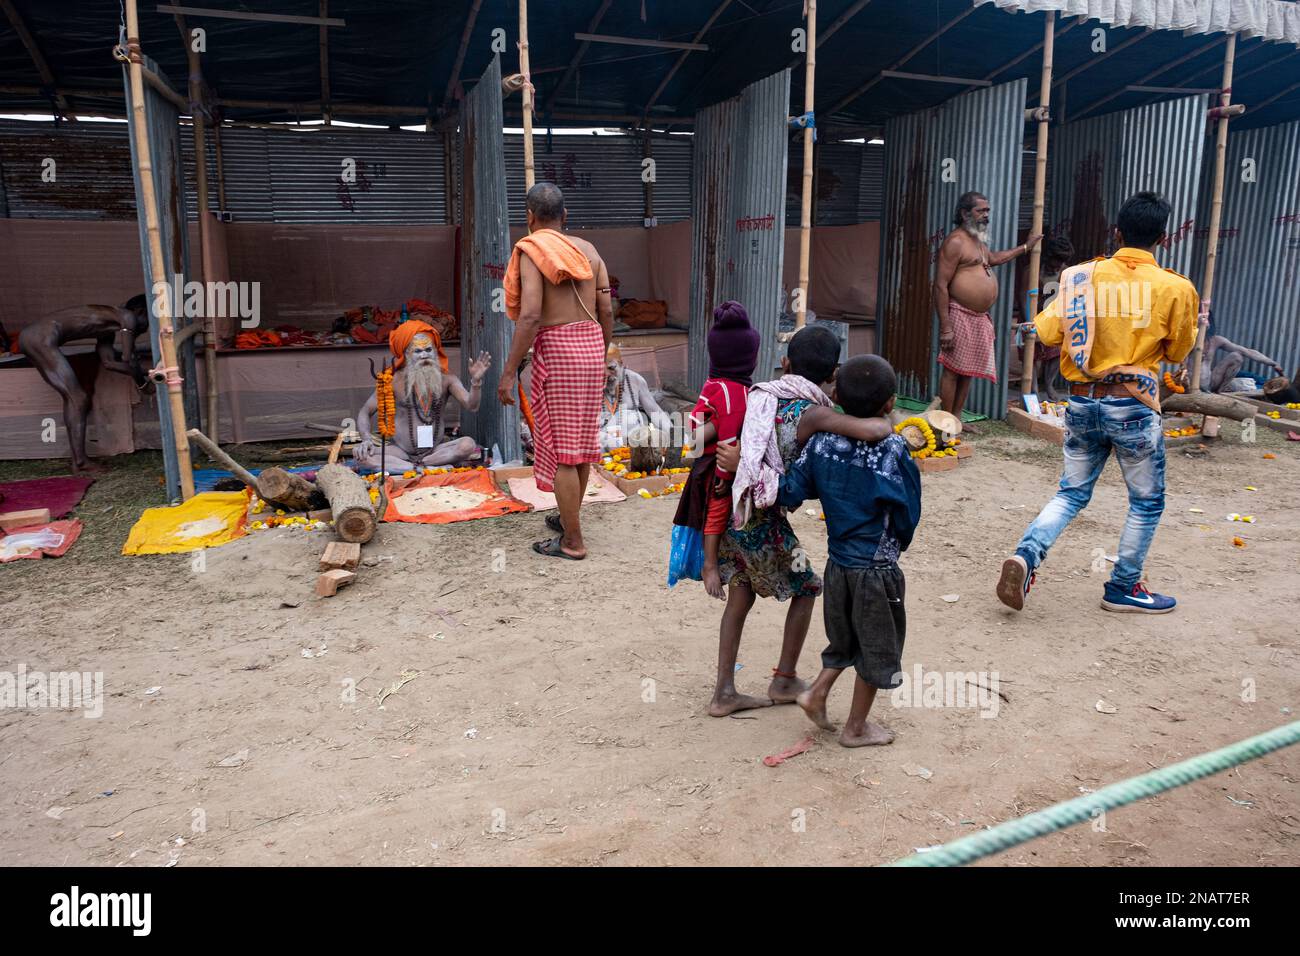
top-left (730, 374), bottom-right (831, 529)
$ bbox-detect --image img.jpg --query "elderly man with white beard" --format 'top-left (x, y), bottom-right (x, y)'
top-left (932, 191), bottom-right (1040, 426)
top-left (354, 320), bottom-right (491, 471)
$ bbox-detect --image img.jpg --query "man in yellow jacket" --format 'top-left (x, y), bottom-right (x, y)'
top-left (997, 192), bottom-right (1199, 614)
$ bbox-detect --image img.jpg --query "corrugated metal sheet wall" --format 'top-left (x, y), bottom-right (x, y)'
top-left (458, 55), bottom-right (520, 463)
top-left (783, 142), bottom-right (884, 226)
top-left (1189, 118), bottom-right (1300, 381)
top-left (878, 79), bottom-right (1028, 419)
top-left (688, 69), bottom-right (792, 390)
top-left (1, 121), bottom-right (888, 231)
top-left (503, 132), bottom-right (691, 227)
top-left (0, 119), bottom-right (139, 219)
top-left (1048, 94), bottom-right (1209, 277)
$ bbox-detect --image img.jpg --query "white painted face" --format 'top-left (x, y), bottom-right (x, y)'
top-left (605, 360), bottom-right (621, 388)
top-left (407, 332), bottom-right (438, 368)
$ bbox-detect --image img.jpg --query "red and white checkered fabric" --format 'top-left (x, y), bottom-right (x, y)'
top-left (531, 320), bottom-right (606, 492)
top-left (938, 301), bottom-right (997, 382)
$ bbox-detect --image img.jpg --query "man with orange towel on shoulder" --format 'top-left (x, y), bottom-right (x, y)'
top-left (498, 182), bottom-right (613, 561)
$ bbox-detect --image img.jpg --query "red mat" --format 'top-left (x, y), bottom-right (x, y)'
top-left (0, 476), bottom-right (94, 519)
top-left (0, 519), bottom-right (83, 562)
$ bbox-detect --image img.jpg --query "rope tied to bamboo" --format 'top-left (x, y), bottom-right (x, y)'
top-left (148, 361), bottom-right (183, 387)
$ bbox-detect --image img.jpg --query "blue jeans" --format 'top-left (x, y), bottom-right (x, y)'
top-left (1016, 397), bottom-right (1166, 590)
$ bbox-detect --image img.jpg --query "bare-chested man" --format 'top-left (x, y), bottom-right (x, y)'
top-left (933, 191), bottom-right (1040, 425)
top-left (354, 320), bottom-right (491, 471)
top-left (498, 182), bottom-right (613, 560)
top-left (599, 343), bottom-right (671, 452)
top-left (17, 296), bottom-right (152, 474)
top-left (1196, 312), bottom-right (1285, 394)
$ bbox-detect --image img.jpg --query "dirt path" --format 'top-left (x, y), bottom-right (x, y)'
top-left (2, 423), bottom-right (1297, 866)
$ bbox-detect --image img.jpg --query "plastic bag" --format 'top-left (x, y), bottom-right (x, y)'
top-left (667, 524), bottom-right (704, 587)
top-left (0, 529), bottom-right (65, 561)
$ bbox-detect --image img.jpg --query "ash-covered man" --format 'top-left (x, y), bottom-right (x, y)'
top-left (599, 343), bottom-right (672, 451)
top-left (354, 320), bottom-right (491, 471)
top-left (933, 191), bottom-right (1040, 425)
top-left (18, 295), bottom-right (153, 474)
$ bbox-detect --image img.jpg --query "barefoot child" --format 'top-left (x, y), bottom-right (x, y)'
top-left (707, 325), bottom-right (891, 717)
top-left (668, 302), bottom-right (760, 597)
top-left (776, 355), bottom-right (922, 747)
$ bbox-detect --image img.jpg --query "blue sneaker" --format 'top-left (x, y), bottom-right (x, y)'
top-left (1101, 581), bottom-right (1176, 614)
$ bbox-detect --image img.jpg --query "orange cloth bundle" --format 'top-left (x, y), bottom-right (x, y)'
top-left (504, 228), bottom-right (594, 321)
top-left (234, 330), bottom-right (282, 349)
top-left (618, 299), bottom-right (668, 330)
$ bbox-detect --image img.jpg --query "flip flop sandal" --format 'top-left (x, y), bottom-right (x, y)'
top-left (532, 536), bottom-right (584, 560)
top-left (544, 513), bottom-right (564, 534)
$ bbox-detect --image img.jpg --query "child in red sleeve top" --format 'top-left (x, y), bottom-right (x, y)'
top-left (669, 301), bottom-right (759, 598)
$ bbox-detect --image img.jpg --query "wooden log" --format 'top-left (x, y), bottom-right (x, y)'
top-left (186, 429), bottom-right (314, 509)
top-left (315, 462), bottom-right (376, 543)
top-left (187, 428), bottom-right (257, 486)
top-left (1161, 391), bottom-right (1256, 421)
top-left (256, 466), bottom-right (315, 511)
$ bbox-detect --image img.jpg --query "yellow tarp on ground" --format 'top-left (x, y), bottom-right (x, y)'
top-left (122, 490), bottom-right (250, 555)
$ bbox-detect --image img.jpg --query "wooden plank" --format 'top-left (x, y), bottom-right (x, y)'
top-left (0, 508), bottom-right (51, 531)
top-left (316, 568), bottom-right (356, 597)
top-left (319, 541), bottom-right (361, 572)
top-left (157, 5), bottom-right (346, 27)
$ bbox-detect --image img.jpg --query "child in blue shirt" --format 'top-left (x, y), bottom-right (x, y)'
top-left (777, 354), bottom-right (921, 748)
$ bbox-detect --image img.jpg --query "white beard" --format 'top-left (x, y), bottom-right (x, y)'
top-left (963, 220), bottom-right (990, 244)
top-left (402, 362), bottom-right (444, 405)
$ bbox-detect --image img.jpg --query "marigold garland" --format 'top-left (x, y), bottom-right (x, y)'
top-left (375, 367), bottom-right (396, 438)
top-left (894, 416), bottom-right (937, 459)
top-left (1162, 371), bottom-right (1185, 394)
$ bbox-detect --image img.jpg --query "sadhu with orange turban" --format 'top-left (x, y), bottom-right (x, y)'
top-left (354, 320), bottom-right (492, 472)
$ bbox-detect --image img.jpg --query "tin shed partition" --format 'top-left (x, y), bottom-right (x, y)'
top-left (1189, 118), bottom-right (1300, 381)
top-left (1048, 94), bottom-right (1210, 277)
top-left (878, 79), bottom-right (1028, 419)
top-left (688, 69), bottom-right (792, 391)
top-left (458, 55), bottom-right (520, 464)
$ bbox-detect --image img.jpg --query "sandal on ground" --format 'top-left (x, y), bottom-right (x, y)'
top-left (544, 513), bottom-right (564, 534)
top-left (532, 535), bottom-right (584, 560)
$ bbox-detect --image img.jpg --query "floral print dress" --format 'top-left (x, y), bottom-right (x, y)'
top-left (718, 398), bottom-right (822, 601)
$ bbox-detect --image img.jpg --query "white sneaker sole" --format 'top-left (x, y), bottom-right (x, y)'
top-left (1100, 598), bottom-right (1175, 614)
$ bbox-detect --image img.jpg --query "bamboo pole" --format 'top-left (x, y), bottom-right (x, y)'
top-left (794, 0), bottom-right (816, 333)
top-left (1020, 11), bottom-right (1055, 400)
top-left (182, 28), bottom-right (220, 442)
top-left (124, 0), bottom-right (194, 499)
top-left (1189, 33), bottom-right (1237, 394)
top-left (519, 0), bottom-right (535, 190)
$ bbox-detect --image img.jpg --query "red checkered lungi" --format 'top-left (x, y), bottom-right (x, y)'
top-left (938, 301), bottom-right (998, 382)
top-left (531, 319), bottom-right (606, 492)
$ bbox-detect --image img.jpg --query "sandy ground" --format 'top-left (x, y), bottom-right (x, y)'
top-left (1, 421), bottom-right (1298, 867)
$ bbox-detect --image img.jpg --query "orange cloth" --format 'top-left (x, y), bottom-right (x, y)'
top-left (504, 228), bottom-right (595, 321)
top-left (234, 330), bottom-right (282, 349)
top-left (382, 470), bottom-right (530, 525)
top-left (388, 320), bottom-right (449, 373)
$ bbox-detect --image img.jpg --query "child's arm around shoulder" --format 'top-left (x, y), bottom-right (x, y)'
top-left (775, 440), bottom-right (818, 510)
top-left (888, 435), bottom-right (923, 552)
top-left (797, 405), bottom-right (892, 447)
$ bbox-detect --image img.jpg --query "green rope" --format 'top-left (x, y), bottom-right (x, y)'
top-left (886, 720), bottom-right (1300, 867)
